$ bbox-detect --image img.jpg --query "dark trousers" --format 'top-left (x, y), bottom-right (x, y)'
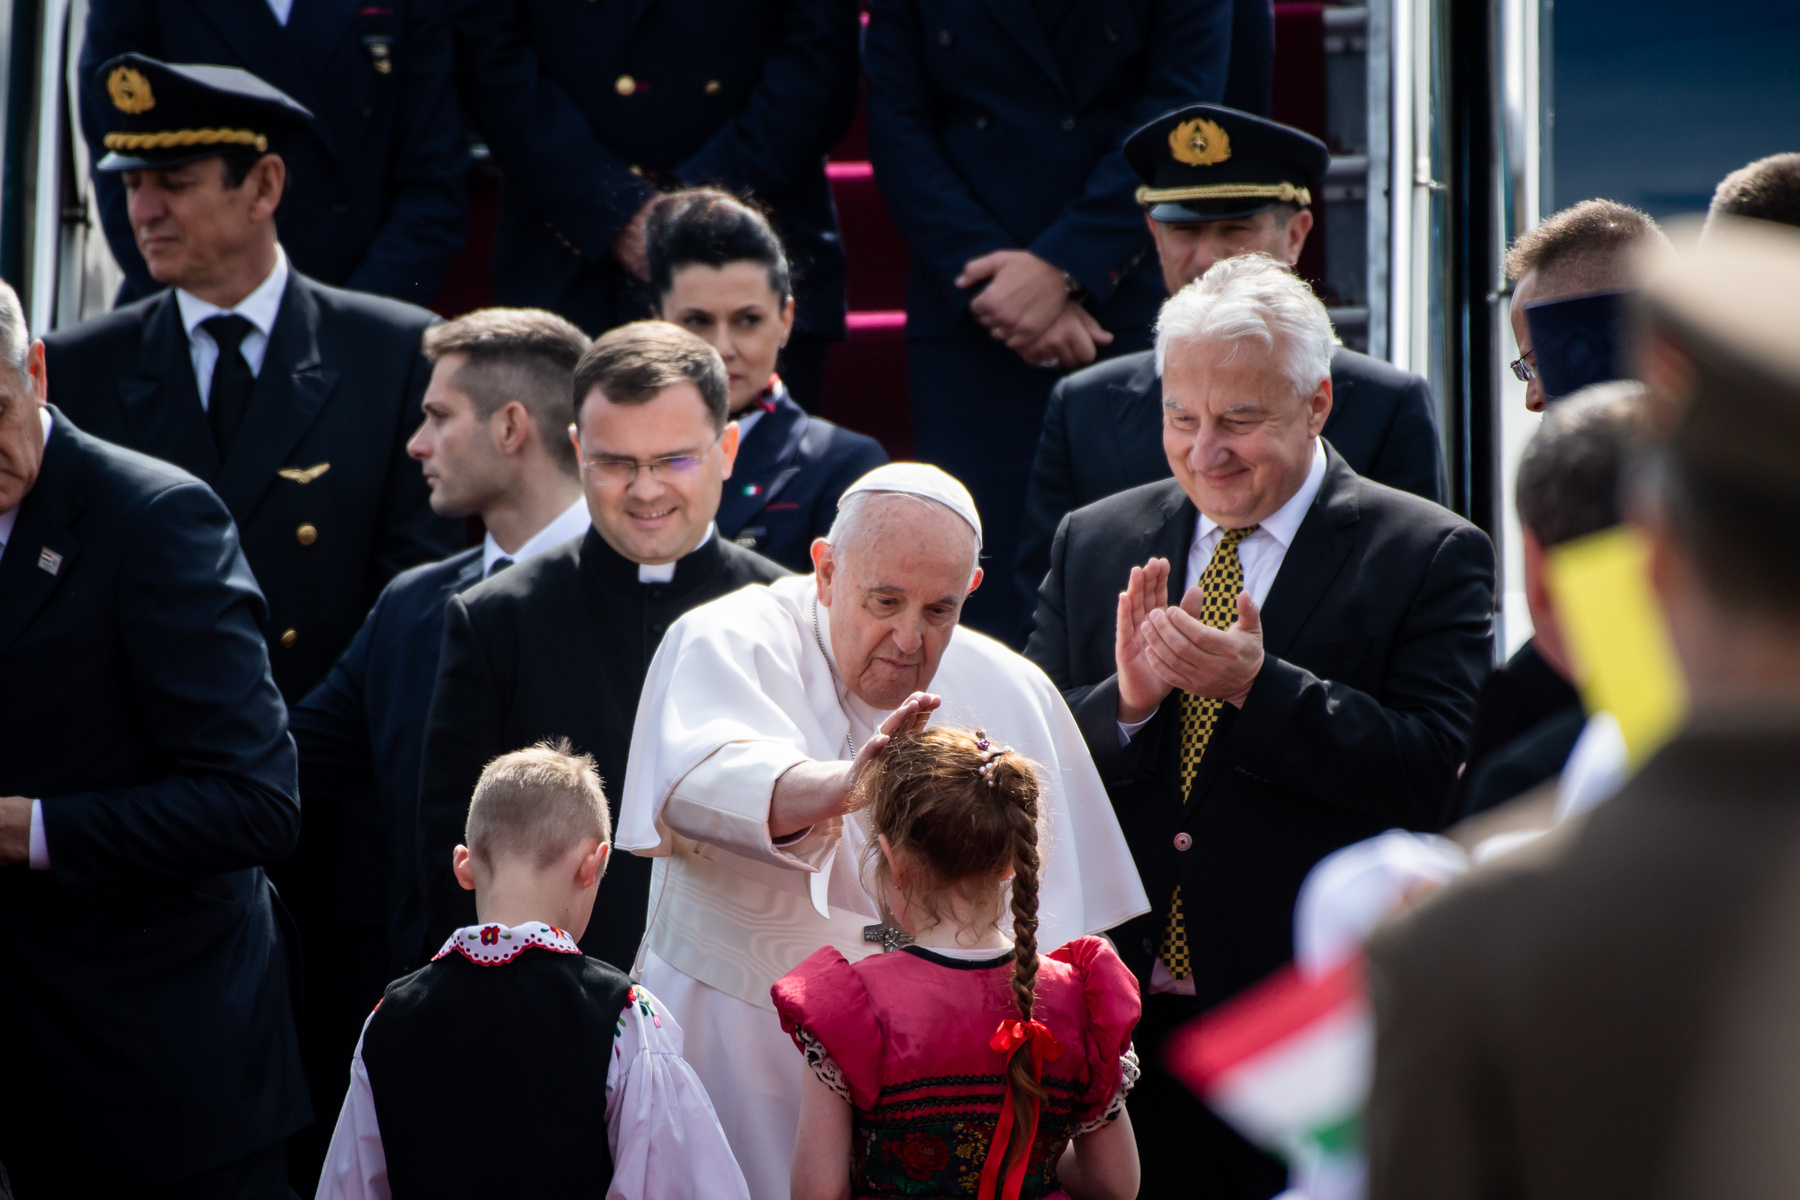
top-left (1134, 991), bottom-right (1288, 1200)
top-left (6, 1143), bottom-right (288, 1200)
top-left (907, 336), bottom-right (1065, 645)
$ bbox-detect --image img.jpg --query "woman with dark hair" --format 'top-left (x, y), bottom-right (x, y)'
top-left (647, 189), bottom-right (887, 573)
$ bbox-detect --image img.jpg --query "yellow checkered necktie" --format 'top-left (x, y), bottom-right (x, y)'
top-left (1159, 524), bottom-right (1256, 981)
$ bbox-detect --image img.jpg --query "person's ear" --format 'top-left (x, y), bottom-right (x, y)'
top-left (813, 540), bottom-right (836, 598)
top-left (25, 340), bottom-right (47, 406)
top-left (494, 400), bottom-right (532, 456)
top-left (452, 845), bottom-right (477, 892)
top-left (249, 154), bottom-right (286, 222)
top-left (966, 565), bottom-right (984, 595)
top-left (576, 839), bottom-right (610, 890)
top-left (779, 295), bottom-right (796, 345)
top-left (567, 422), bottom-right (582, 463)
top-left (1306, 376), bottom-right (1333, 437)
top-left (718, 420), bottom-right (740, 479)
top-left (878, 834), bottom-right (904, 890)
top-left (1283, 207), bottom-right (1315, 265)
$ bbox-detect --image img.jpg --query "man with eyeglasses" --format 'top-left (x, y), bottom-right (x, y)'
top-left (416, 321), bottom-right (788, 970)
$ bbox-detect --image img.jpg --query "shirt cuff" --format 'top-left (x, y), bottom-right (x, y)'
top-left (1116, 708), bottom-right (1157, 747)
top-left (28, 798), bottom-right (49, 870)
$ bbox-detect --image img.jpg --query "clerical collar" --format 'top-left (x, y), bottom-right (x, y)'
top-left (0, 408), bottom-right (52, 558)
top-left (175, 244), bottom-right (289, 345)
top-left (580, 523), bottom-right (721, 587)
top-left (481, 496), bottom-right (590, 577)
top-left (635, 522), bottom-right (717, 583)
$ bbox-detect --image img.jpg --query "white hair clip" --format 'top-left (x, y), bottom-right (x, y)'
top-left (974, 732), bottom-right (1010, 788)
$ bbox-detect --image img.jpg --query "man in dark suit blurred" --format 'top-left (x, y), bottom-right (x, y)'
top-left (1026, 255), bottom-right (1493, 1197)
top-left (286, 308), bottom-right (589, 1168)
top-left (866, 0), bottom-right (1232, 641)
top-left (81, 0), bottom-right (467, 307)
top-left (447, 0), bottom-right (859, 412)
top-left (45, 57), bottom-right (461, 705)
top-left (0, 282), bottom-right (306, 1197)
top-left (1017, 106), bottom-right (1445, 626)
top-left (1365, 219), bottom-right (1800, 1200)
top-left (419, 322), bottom-right (787, 970)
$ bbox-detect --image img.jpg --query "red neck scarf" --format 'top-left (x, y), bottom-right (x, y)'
top-left (977, 1019), bottom-right (1066, 1200)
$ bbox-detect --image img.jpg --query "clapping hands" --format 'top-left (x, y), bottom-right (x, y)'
top-left (1114, 557), bottom-right (1265, 725)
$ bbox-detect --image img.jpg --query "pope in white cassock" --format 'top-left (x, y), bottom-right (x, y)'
top-left (616, 463), bottom-right (1149, 1199)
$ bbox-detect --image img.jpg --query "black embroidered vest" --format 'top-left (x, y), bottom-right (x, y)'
top-left (361, 946), bottom-right (633, 1197)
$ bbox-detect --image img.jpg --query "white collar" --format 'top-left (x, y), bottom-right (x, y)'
top-left (175, 245), bottom-right (289, 342)
top-left (434, 921), bottom-right (583, 966)
top-left (637, 522), bottom-right (717, 584)
top-left (481, 495), bottom-right (591, 577)
top-left (0, 408), bottom-right (53, 548)
top-left (1196, 438), bottom-right (1328, 548)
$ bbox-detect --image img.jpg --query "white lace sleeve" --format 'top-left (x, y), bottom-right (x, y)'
top-left (1074, 1044), bottom-right (1141, 1137)
top-left (795, 1027), bottom-right (854, 1105)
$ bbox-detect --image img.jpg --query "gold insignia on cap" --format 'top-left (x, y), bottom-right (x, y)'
top-left (108, 66), bottom-right (156, 114)
top-left (1170, 117), bottom-right (1231, 167)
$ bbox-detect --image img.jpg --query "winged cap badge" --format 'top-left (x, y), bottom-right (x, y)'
top-left (277, 462), bottom-right (332, 484)
top-left (1169, 117), bottom-right (1231, 167)
top-left (107, 66), bottom-right (156, 114)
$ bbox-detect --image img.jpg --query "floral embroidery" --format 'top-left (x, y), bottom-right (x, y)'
top-left (618, 986), bottom-right (665, 1036)
top-left (432, 921), bottom-right (581, 966)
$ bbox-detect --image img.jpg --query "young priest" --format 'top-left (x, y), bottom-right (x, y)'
top-left (315, 741), bottom-right (749, 1199)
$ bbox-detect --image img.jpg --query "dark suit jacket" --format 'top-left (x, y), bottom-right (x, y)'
top-left (0, 409), bottom-right (306, 1191)
top-left (864, 0), bottom-right (1230, 341)
top-left (1017, 347), bottom-right (1447, 620)
top-left (718, 390), bottom-right (887, 572)
top-left (43, 270), bottom-right (463, 702)
top-left (1366, 712), bottom-right (1800, 1200)
top-left (290, 546), bottom-right (483, 971)
top-left (418, 530), bottom-right (788, 967)
top-left (1025, 453), bottom-right (1493, 1007)
top-left (450, 0), bottom-right (858, 337)
top-left (81, 0), bottom-right (468, 306)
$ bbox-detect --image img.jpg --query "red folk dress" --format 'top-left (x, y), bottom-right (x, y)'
top-left (773, 935), bottom-right (1141, 1199)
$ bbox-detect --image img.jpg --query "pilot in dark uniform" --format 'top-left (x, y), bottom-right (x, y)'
top-left (1016, 105), bottom-right (1446, 627)
top-left (44, 56), bottom-right (462, 706)
top-left (864, 0), bottom-right (1234, 642)
top-left (80, 0), bottom-right (468, 307)
top-left (448, 0), bottom-right (861, 413)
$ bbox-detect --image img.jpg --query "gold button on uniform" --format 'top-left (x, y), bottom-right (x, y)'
top-left (296, 523), bottom-right (318, 546)
top-left (280, 629), bottom-right (299, 649)
top-left (615, 74), bottom-right (637, 96)
top-left (704, 79), bottom-right (722, 96)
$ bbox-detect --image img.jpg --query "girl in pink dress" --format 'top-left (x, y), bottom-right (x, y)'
top-left (774, 727), bottom-right (1141, 1200)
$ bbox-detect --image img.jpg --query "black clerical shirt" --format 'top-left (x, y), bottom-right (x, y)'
top-left (416, 528), bottom-right (788, 967)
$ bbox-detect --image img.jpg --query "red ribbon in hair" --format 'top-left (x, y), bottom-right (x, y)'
top-left (976, 1019), bottom-right (1066, 1200)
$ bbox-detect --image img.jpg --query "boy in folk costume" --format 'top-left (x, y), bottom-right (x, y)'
top-left (776, 728), bottom-right (1142, 1200)
top-left (316, 742), bottom-right (748, 1200)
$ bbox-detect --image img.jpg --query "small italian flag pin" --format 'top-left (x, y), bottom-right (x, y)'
top-left (742, 483), bottom-right (762, 496)
top-left (1166, 955), bottom-right (1371, 1200)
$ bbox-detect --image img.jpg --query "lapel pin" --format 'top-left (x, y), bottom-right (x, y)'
top-left (278, 462), bottom-right (331, 484)
top-left (743, 483), bottom-right (762, 496)
top-left (37, 548), bottom-right (63, 576)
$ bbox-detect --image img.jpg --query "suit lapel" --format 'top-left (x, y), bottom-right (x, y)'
top-left (118, 292), bottom-right (221, 482)
top-left (213, 275), bottom-right (339, 523)
top-left (718, 400), bottom-right (806, 530)
top-left (0, 410), bottom-right (84, 659)
top-left (185, 0), bottom-right (337, 160)
top-left (978, 0), bottom-right (1071, 96)
top-left (1258, 449), bottom-right (1361, 660)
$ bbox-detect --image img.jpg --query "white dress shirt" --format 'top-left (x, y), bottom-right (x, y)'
top-left (266, 0), bottom-right (294, 26)
top-left (315, 925), bottom-right (751, 1200)
top-left (176, 248), bottom-right (289, 410)
top-left (480, 496), bottom-right (591, 578)
top-left (3, 408), bottom-right (56, 872)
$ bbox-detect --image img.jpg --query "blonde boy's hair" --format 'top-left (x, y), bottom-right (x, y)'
top-left (465, 739), bottom-right (610, 868)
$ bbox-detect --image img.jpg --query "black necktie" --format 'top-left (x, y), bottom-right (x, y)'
top-left (204, 314), bottom-right (256, 459)
top-left (488, 556), bottom-right (513, 578)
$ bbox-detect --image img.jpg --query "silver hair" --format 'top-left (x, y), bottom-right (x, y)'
top-left (0, 279), bottom-right (29, 381)
top-left (826, 490), bottom-right (981, 578)
top-left (1153, 253), bottom-right (1340, 398)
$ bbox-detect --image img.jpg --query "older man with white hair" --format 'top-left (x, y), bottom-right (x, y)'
top-left (616, 462), bottom-right (1147, 1200)
top-left (1026, 253), bottom-right (1494, 1198)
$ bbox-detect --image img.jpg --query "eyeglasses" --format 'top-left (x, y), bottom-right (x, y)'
top-left (1509, 354), bottom-right (1537, 383)
top-left (579, 442), bottom-right (716, 486)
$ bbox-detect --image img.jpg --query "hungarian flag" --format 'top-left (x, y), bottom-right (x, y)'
top-left (1165, 956), bottom-right (1371, 1200)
